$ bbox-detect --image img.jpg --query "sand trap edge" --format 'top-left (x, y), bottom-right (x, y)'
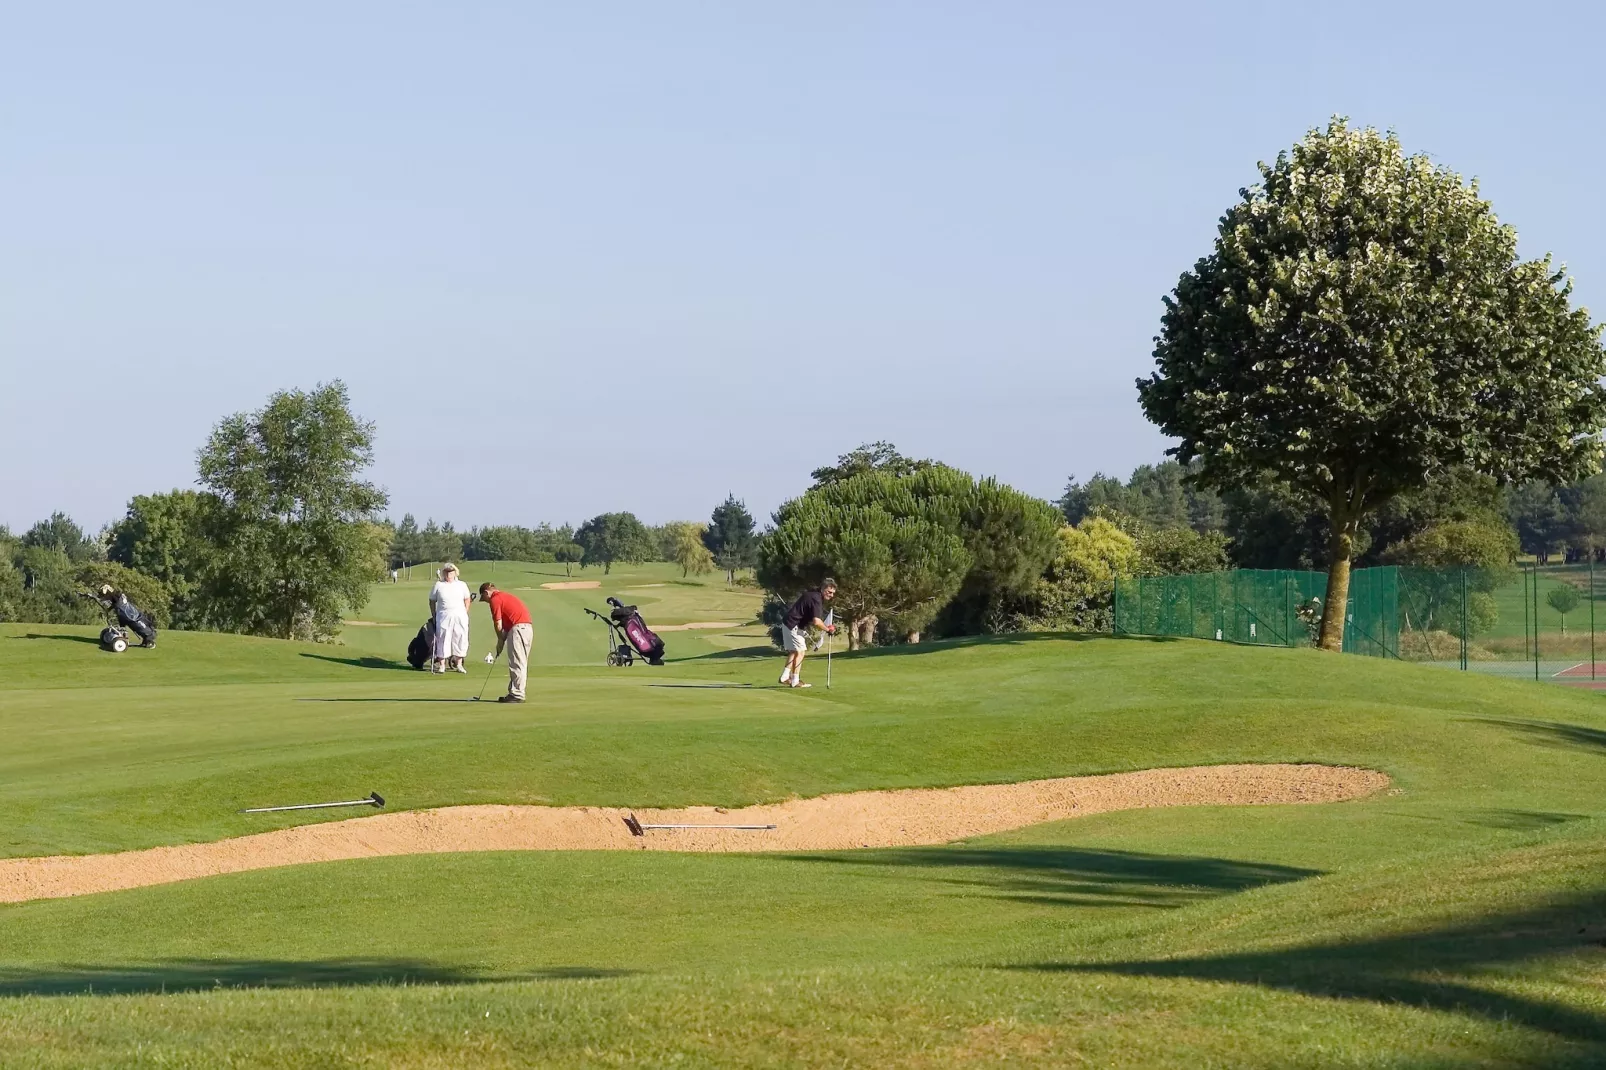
top-left (0, 764), bottom-right (1388, 905)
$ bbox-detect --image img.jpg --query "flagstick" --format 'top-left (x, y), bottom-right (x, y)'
top-left (827, 629), bottom-right (832, 689)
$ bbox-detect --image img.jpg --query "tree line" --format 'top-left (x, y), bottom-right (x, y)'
top-left (1, 382), bottom-right (770, 638)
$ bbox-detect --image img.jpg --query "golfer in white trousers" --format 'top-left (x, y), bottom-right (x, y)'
top-left (429, 563), bottom-right (472, 674)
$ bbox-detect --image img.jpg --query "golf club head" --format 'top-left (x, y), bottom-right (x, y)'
top-left (369, 793), bottom-right (385, 807)
top-left (624, 813), bottom-right (645, 837)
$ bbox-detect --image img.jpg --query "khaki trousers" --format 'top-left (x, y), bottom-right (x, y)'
top-left (504, 622), bottom-right (533, 699)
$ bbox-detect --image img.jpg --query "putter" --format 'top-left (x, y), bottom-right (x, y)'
top-left (241, 792), bottom-right (385, 814)
top-left (469, 657), bottom-right (497, 701)
top-left (624, 813), bottom-right (777, 836)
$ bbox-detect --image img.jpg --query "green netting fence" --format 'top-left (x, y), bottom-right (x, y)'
top-left (1113, 563), bottom-right (1606, 687)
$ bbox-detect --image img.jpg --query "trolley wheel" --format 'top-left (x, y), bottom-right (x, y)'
top-left (109, 637), bottom-right (128, 653)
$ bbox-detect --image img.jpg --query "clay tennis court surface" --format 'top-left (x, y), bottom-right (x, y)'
top-left (0, 764), bottom-right (1387, 905)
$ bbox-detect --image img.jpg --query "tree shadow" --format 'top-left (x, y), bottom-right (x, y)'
top-left (13, 633), bottom-right (101, 646)
top-left (0, 958), bottom-right (637, 996)
top-left (677, 632), bottom-right (1180, 664)
top-left (295, 698), bottom-right (473, 704)
top-left (676, 645), bottom-right (776, 662)
top-left (1464, 809), bottom-right (1590, 831)
top-left (784, 846), bottom-right (1318, 909)
top-left (1018, 887), bottom-right (1606, 1042)
top-left (299, 653), bottom-right (412, 671)
top-left (1478, 718), bottom-right (1606, 756)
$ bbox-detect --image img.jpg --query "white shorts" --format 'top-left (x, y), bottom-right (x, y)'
top-left (781, 625), bottom-right (809, 653)
top-left (434, 613), bottom-right (469, 658)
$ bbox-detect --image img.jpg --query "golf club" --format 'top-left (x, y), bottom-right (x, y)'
top-left (624, 813), bottom-right (777, 836)
top-left (470, 656), bottom-right (497, 701)
top-left (240, 792), bottom-right (385, 814)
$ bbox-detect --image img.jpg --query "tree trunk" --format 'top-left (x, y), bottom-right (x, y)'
top-left (905, 630), bottom-right (920, 644)
top-left (1318, 509), bottom-right (1357, 653)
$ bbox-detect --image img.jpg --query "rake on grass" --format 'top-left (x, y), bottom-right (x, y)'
top-left (240, 792), bottom-right (386, 814)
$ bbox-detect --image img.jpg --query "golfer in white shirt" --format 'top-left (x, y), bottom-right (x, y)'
top-left (428, 563), bottom-right (472, 674)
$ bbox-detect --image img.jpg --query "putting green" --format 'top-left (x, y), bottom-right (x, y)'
top-left (3, 571), bottom-right (1606, 1067)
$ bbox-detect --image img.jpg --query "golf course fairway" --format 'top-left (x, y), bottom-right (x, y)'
top-left (3, 562), bottom-right (1606, 1067)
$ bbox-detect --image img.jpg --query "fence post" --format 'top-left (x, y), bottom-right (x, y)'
top-left (1460, 568), bottom-right (1468, 671)
top-left (1533, 563), bottom-right (1541, 682)
top-left (1523, 566), bottom-right (1530, 662)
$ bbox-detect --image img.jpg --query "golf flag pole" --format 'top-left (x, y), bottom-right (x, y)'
top-left (825, 610), bottom-right (833, 689)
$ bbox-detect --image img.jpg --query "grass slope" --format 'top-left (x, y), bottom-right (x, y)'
top-left (3, 573), bottom-right (1606, 1066)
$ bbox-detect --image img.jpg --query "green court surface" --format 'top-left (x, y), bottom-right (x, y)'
top-left (3, 569), bottom-right (1606, 1067)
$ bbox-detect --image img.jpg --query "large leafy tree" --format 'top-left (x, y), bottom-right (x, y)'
top-left (574, 512), bottom-right (652, 574)
top-left (21, 512), bottom-right (98, 562)
top-left (702, 495), bottom-right (758, 583)
top-left (196, 381), bottom-right (389, 640)
top-left (107, 490), bottom-right (219, 628)
top-left (1139, 119), bottom-right (1606, 650)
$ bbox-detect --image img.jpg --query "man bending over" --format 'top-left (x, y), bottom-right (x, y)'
top-left (779, 578), bottom-right (836, 689)
top-left (480, 582), bottom-right (534, 703)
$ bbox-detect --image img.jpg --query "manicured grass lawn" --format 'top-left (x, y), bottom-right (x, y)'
top-left (3, 571), bottom-right (1606, 1066)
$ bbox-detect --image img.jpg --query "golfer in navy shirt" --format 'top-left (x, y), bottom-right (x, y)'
top-left (779, 579), bottom-right (837, 688)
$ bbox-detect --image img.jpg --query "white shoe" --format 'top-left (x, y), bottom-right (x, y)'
top-left (790, 680), bottom-right (811, 689)
top-left (454, 664), bottom-right (468, 674)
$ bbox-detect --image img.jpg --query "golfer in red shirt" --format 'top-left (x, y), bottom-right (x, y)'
top-left (479, 583), bottom-right (534, 703)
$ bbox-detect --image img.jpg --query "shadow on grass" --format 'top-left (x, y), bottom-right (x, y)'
top-left (674, 645), bottom-right (776, 662)
top-left (1479, 718), bottom-right (1606, 757)
top-left (13, 633), bottom-right (101, 646)
top-left (1465, 809), bottom-right (1591, 831)
top-left (299, 653), bottom-right (412, 671)
top-left (0, 958), bottom-right (637, 996)
top-left (682, 631), bottom-right (1181, 664)
top-left (785, 846), bottom-right (1318, 909)
top-left (1019, 887), bottom-right (1606, 1042)
top-left (296, 698), bottom-right (473, 703)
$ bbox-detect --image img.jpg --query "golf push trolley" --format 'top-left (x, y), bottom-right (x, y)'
top-left (584, 596), bottom-right (666, 666)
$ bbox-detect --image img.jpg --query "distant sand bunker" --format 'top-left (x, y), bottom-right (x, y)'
top-left (0, 766), bottom-right (1386, 905)
top-left (540, 581), bottom-right (601, 590)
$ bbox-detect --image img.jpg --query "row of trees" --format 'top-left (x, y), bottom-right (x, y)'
top-left (381, 496), bottom-right (763, 580)
top-left (1066, 459), bottom-right (1606, 575)
top-left (2, 382), bottom-right (772, 636)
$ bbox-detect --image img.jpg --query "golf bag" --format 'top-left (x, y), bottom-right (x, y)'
top-left (609, 597), bottom-right (665, 665)
top-left (406, 618), bottom-right (437, 670)
top-left (82, 589), bottom-right (157, 651)
top-left (583, 597), bottom-right (666, 666)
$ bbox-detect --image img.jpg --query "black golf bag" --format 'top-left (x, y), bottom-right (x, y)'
top-left (83, 589), bottom-right (157, 650)
top-left (583, 597), bottom-right (666, 666)
top-left (406, 618), bottom-right (437, 669)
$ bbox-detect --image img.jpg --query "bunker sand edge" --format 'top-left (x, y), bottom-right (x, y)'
top-left (0, 764), bottom-right (1388, 904)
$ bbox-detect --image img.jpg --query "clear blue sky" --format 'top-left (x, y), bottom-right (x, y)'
top-left (4, 2), bottom-right (1603, 533)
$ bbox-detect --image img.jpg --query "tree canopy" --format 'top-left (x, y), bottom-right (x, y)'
top-left (1138, 118), bottom-right (1606, 649)
top-left (809, 442), bottom-right (933, 487)
top-left (575, 512), bottom-right (653, 574)
top-left (759, 466), bottom-right (1060, 645)
top-left (196, 381), bottom-right (389, 640)
top-left (702, 495), bottom-right (758, 582)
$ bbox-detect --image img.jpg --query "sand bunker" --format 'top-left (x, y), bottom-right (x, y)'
top-left (653, 621), bottom-right (742, 632)
top-left (0, 765), bottom-right (1384, 904)
top-left (540, 581), bottom-right (601, 590)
